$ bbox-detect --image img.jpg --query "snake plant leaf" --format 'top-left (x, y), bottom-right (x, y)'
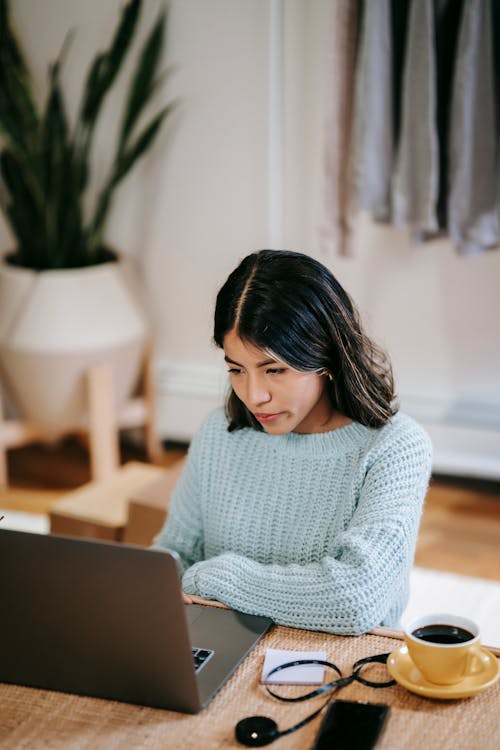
top-left (118, 6), bottom-right (166, 150)
top-left (41, 80), bottom-right (72, 266)
top-left (42, 61), bottom-right (70, 192)
top-left (78, 52), bottom-right (106, 127)
top-left (0, 0), bottom-right (23, 69)
top-left (0, 0), bottom-right (174, 270)
top-left (1, 152), bottom-right (34, 215)
top-left (80, 0), bottom-right (141, 126)
top-left (76, 0), bottom-right (141, 196)
top-left (1, 149), bottom-right (42, 266)
top-left (115, 102), bottom-right (174, 186)
top-left (45, 159), bottom-right (85, 269)
top-left (0, 72), bottom-right (37, 154)
top-left (0, 0), bottom-right (39, 154)
top-left (86, 101), bottom-right (174, 257)
top-left (0, 0), bottom-right (32, 76)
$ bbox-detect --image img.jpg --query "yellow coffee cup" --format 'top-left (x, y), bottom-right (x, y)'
top-left (403, 613), bottom-right (488, 686)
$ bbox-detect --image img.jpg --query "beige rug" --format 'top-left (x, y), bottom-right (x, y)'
top-left (403, 567), bottom-right (500, 648)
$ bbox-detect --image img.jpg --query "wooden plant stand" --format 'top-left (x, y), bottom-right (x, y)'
top-left (0, 348), bottom-right (161, 488)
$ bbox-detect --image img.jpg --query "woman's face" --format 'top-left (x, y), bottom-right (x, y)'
top-left (223, 328), bottom-right (336, 435)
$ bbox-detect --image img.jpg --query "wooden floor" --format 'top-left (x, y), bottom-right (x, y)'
top-left (2, 437), bottom-right (500, 582)
top-left (414, 475), bottom-right (500, 581)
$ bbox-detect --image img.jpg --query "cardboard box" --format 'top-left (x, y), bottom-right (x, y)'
top-left (49, 462), bottom-right (169, 542)
top-left (122, 459), bottom-right (185, 546)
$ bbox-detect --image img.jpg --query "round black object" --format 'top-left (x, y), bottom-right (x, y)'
top-left (235, 716), bottom-right (280, 746)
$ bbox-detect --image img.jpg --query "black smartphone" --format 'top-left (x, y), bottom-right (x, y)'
top-left (310, 699), bottom-right (389, 750)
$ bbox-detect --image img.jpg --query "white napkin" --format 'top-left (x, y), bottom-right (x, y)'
top-left (261, 648), bottom-right (327, 685)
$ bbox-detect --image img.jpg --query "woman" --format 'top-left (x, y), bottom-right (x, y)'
top-left (155, 249), bottom-right (432, 635)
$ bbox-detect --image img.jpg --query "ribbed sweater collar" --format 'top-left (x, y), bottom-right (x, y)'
top-left (239, 417), bottom-right (398, 455)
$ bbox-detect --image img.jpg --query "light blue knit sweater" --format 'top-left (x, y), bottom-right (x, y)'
top-left (155, 408), bottom-right (432, 635)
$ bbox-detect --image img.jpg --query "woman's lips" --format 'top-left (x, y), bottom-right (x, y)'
top-left (254, 412), bottom-right (283, 424)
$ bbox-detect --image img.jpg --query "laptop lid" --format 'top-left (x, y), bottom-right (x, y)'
top-left (0, 529), bottom-right (272, 713)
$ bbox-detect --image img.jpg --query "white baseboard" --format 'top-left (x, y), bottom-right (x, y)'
top-left (155, 361), bottom-right (224, 443)
top-left (155, 361), bottom-right (500, 479)
top-left (399, 393), bottom-right (500, 479)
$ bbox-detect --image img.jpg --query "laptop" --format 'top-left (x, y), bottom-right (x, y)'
top-left (0, 528), bottom-right (273, 713)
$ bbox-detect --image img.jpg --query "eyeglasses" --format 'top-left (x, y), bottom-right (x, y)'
top-left (235, 652), bottom-right (396, 746)
top-left (263, 652), bottom-right (395, 703)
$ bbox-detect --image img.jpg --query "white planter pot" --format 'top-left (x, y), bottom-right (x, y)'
top-left (0, 256), bottom-right (149, 429)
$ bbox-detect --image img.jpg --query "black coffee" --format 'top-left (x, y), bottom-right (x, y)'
top-left (412, 624), bottom-right (475, 645)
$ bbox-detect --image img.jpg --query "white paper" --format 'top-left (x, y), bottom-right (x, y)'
top-left (260, 648), bottom-right (327, 685)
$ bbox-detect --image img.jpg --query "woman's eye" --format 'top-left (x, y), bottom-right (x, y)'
top-left (267, 368), bottom-right (286, 375)
top-left (227, 368), bottom-right (242, 375)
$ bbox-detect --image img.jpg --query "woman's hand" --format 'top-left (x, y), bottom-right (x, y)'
top-left (183, 591), bottom-right (193, 604)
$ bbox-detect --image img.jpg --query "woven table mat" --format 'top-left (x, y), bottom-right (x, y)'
top-left (1, 627), bottom-right (499, 750)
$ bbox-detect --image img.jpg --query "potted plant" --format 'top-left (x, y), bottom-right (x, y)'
top-left (0, 0), bottom-right (175, 430)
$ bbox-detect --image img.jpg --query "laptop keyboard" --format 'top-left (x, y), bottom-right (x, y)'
top-left (192, 647), bottom-right (214, 673)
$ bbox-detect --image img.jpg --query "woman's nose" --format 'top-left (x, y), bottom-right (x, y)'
top-left (246, 375), bottom-right (271, 407)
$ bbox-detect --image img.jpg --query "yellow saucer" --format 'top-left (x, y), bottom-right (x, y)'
top-left (387, 645), bottom-right (500, 700)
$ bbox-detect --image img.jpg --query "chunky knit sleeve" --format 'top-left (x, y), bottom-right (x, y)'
top-left (153, 433), bottom-right (205, 575)
top-left (181, 419), bottom-right (432, 635)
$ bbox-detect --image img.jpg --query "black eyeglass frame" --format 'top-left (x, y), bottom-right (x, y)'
top-left (263, 652), bottom-right (396, 704)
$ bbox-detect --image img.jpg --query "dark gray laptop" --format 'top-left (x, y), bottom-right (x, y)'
top-left (0, 529), bottom-right (272, 713)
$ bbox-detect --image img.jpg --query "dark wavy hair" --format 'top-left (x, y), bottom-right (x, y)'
top-left (214, 249), bottom-right (397, 431)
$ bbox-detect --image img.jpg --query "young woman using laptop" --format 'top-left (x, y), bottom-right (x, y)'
top-left (155, 249), bottom-right (432, 635)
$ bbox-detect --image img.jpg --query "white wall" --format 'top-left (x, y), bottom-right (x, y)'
top-left (2, 1), bottom-right (500, 476)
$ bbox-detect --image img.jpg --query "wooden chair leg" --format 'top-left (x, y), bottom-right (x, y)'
top-left (86, 364), bottom-right (120, 481)
top-left (142, 342), bottom-right (162, 464)
top-left (0, 389), bottom-right (8, 489)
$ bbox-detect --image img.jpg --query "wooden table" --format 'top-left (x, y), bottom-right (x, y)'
top-left (1, 623), bottom-right (499, 749)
